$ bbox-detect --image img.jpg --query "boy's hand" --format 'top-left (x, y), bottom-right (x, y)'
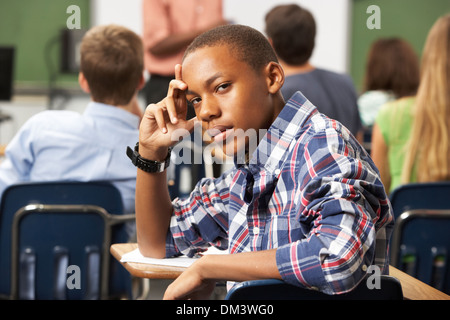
top-left (139, 64), bottom-right (195, 159)
top-left (163, 258), bottom-right (216, 300)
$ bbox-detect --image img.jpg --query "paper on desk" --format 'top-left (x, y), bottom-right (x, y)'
top-left (120, 246), bottom-right (227, 268)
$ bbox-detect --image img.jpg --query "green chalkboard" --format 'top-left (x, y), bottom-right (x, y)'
top-left (350, 0), bottom-right (450, 93)
top-left (0, 0), bottom-right (90, 88)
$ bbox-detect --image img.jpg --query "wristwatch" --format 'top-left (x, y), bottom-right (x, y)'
top-left (126, 143), bottom-right (171, 173)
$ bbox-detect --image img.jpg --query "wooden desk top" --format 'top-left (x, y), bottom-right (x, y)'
top-left (111, 243), bottom-right (185, 279)
top-left (111, 243), bottom-right (450, 300)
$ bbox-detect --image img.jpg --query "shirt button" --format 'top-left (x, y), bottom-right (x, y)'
top-left (362, 264), bottom-right (368, 272)
top-left (253, 227), bottom-right (260, 235)
top-left (274, 169), bottom-right (281, 175)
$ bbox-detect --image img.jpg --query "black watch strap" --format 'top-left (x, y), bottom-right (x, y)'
top-left (126, 143), bottom-right (171, 173)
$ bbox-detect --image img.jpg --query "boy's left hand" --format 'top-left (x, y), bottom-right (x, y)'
top-left (163, 258), bottom-right (216, 300)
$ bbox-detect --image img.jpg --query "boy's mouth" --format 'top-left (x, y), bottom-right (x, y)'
top-left (207, 126), bottom-right (234, 143)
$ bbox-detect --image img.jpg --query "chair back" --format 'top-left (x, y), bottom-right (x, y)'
top-left (225, 276), bottom-right (403, 300)
top-left (389, 182), bottom-right (450, 219)
top-left (168, 132), bottom-right (206, 199)
top-left (390, 209), bottom-right (450, 294)
top-left (0, 181), bottom-right (134, 299)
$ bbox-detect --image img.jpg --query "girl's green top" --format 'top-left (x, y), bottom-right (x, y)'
top-left (375, 96), bottom-right (416, 192)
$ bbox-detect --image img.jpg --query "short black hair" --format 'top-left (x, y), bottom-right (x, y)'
top-left (183, 24), bottom-right (278, 72)
top-left (265, 4), bottom-right (316, 65)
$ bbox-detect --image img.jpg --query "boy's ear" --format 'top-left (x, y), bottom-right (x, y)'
top-left (137, 73), bottom-right (145, 91)
top-left (78, 72), bottom-right (91, 94)
top-left (265, 62), bottom-right (284, 95)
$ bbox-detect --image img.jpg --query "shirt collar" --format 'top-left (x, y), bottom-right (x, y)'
top-left (84, 101), bottom-right (140, 129)
top-left (244, 91), bottom-right (318, 174)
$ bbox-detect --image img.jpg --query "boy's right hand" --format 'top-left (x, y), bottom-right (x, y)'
top-left (139, 64), bottom-right (195, 160)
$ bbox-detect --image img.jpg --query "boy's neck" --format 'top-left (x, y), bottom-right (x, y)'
top-left (281, 61), bottom-right (315, 76)
top-left (96, 94), bottom-right (143, 123)
top-left (272, 93), bottom-right (286, 122)
top-left (117, 95), bottom-right (143, 120)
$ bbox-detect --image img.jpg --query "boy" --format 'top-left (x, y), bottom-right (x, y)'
top-left (0, 25), bottom-right (144, 238)
top-left (265, 4), bottom-right (363, 141)
top-left (133, 25), bottom-right (393, 299)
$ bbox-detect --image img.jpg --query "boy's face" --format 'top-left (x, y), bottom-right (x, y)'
top-left (182, 44), bottom-right (281, 157)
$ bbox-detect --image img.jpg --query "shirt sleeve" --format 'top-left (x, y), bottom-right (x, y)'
top-left (165, 169), bottom-right (234, 258)
top-left (0, 115), bottom-right (38, 196)
top-left (275, 125), bottom-right (392, 295)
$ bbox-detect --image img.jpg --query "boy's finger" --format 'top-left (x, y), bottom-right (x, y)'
top-left (164, 93), bottom-right (179, 125)
top-left (175, 64), bottom-right (182, 80)
top-left (166, 79), bottom-right (187, 123)
top-left (183, 116), bottom-right (197, 134)
top-left (154, 106), bottom-right (168, 134)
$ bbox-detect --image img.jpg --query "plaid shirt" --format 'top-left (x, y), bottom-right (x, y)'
top-left (166, 92), bottom-right (394, 295)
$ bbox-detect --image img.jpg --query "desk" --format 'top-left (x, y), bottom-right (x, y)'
top-left (111, 243), bottom-right (184, 279)
top-left (111, 243), bottom-right (450, 300)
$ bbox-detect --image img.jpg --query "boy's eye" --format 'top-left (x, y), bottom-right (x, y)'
top-left (189, 97), bottom-right (201, 107)
top-left (216, 83), bottom-right (231, 93)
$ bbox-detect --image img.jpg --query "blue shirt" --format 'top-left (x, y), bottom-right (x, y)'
top-left (166, 92), bottom-right (394, 295)
top-left (281, 68), bottom-right (362, 136)
top-left (0, 102), bottom-right (140, 230)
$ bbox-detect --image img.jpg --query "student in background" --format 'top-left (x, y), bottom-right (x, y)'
top-left (358, 38), bottom-right (420, 127)
top-left (141, 0), bottom-right (226, 108)
top-left (265, 4), bottom-right (363, 141)
top-left (371, 15), bottom-right (450, 193)
top-left (133, 24), bottom-right (393, 299)
top-left (0, 24), bottom-right (144, 238)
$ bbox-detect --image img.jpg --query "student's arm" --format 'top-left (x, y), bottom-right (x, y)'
top-left (0, 114), bottom-right (38, 188)
top-left (355, 129), bottom-right (364, 144)
top-left (135, 65), bottom-right (195, 258)
top-left (271, 128), bottom-right (392, 295)
top-left (149, 29), bottom-right (211, 57)
top-left (163, 249), bottom-right (281, 300)
top-left (143, 0), bottom-right (226, 57)
top-left (370, 123), bottom-right (391, 191)
top-left (149, 19), bottom-right (227, 57)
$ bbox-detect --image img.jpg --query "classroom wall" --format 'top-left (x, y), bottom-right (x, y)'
top-left (224, 0), bottom-right (351, 74)
top-left (91, 0), bottom-right (351, 74)
top-left (1, 0), bottom-right (450, 147)
top-left (350, 0), bottom-right (450, 92)
top-left (0, 0), bottom-right (351, 90)
top-left (2, 0), bottom-right (450, 92)
top-left (0, 0), bottom-right (90, 89)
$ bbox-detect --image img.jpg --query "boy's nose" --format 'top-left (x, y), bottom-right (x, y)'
top-left (198, 99), bottom-right (221, 121)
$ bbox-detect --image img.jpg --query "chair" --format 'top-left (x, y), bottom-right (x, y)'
top-left (389, 182), bottom-right (450, 219)
top-left (390, 209), bottom-right (450, 295)
top-left (167, 130), bottom-right (207, 199)
top-left (225, 275), bottom-right (403, 300)
top-left (361, 125), bottom-right (373, 154)
top-left (0, 181), bottom-right (135, 300)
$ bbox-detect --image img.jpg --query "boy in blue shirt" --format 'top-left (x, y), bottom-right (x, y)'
top-left (0, 25), bottom-right (144, 238)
